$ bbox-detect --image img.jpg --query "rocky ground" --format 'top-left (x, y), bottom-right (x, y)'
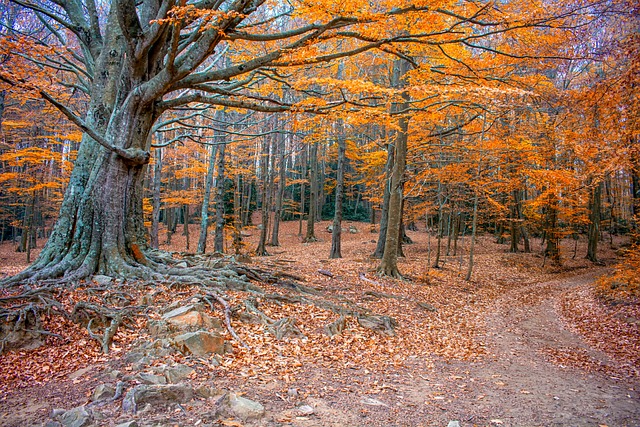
top-left (0, 220), bottom-right (638, 427)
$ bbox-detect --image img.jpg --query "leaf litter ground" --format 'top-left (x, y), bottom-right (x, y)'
top-left (0, 220), bottom-right (638, 426)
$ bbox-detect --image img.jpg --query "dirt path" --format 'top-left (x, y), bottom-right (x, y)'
top-left (419, 270), bottom-right (640, 427)
top-left (262, 271), bottom-right (640, 427)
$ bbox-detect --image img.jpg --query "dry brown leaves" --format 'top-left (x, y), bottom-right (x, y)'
top-left (1, 222), bottom-right (637, 397)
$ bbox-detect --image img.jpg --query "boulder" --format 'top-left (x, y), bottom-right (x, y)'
top-left (161, 305), bottom-right (221, 331)
top-left (115, 422), bottom-right (139, 427)
top-left (163, 364), bottom-right (195, 383)
top-left (58, 406), bottom-right (92, 427)
top-left (173, 331), bottom-right (225, 356)
top-left (228, 393), bottom-right (265, 421)
top-left (136, 372), bottom-right (167, 385)
top-left (122, 384), bottom-right (194, 414)
top-left (92, 384), bottom-right (115, 401)
top-left (147, 320), bottom-right (169, 337)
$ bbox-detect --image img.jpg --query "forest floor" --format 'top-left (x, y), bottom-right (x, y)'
top-left (0, 219), bottom-right (638, 427)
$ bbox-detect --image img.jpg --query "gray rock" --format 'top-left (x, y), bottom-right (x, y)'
top-left (92, 384), bottom-right (115, 401)
top-left (136, 373), bottom-right (167, 385)
top-left (195, 384), bottom-right (223, 399)
top-left (360, 397), bottom-right (388, 407)
top-left (297, 404), bottom-right (315, 416)
top-left (107, 370), bottom-right (122, 380)
top-left (447, 422), bottom-right (461, 427)
top-left (228, 393), bottom-right (265, 421)
top-left (122, 384), bottom-right (194, 414)
top-left (175, 261), bottom-right (188, 268)
top-left (163, 364), bottom-right (195, 384)
top-left (43, 421), bottom-right (62, 427)
top-left (173, 331), bottom-right (224, 356)
top-left (147, 320), bottom-right (169, 337)
top-left (58, 406), bottom-right (92, 427)
top-left (349, 225), bottom-right (358, 233)
top-left (115, 422), bottom-right (138, 427)
top-left (287, 388), bottom-right (299, 399)
top-left (50, 409), bottom-right (66, 418)
top-left (92, 275), bottom-right (113, 286)
top-left (124, 351), bottom-right (146, 364)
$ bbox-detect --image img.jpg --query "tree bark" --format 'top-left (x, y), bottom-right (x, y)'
top-left (304, 142), bottom-right (319, 242)
top-left (213, 143), bottom-right (227, 253)
top-left (544, 192), bottom-right (562, 266)
top-left (378, 59), bottom-right (410, 278)
top-left (586, 181), bottom-right (602, 262)
top-left (330, 120), bottom-right (347, 258)
top-left (197, 143), bottom-right (218, 254)
top-left (256, 138), bottom-right (271, 256)
top-left (372, 140), bottom-right (394, 258)
top-left (150, 146), bottom-right (162, 249)
top-left (270, 129), bottom-right (286, 246)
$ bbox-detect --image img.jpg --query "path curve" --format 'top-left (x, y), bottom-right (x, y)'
top-left (434, 270), bottom-right (640, 426)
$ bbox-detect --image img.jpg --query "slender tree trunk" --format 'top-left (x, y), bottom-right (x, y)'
top-left (256, 138), bottom-right (271, 255)
top-left (586, 181), bottom-right (602, 262)
top-left (241, 179), bottom-right (252, 227)
top-left (270, 130), bottom-right (286, 246)
top-left (631, 144), bottom-right (640, 243)
top-left (298, 181), bottom-right (305, 236)
top-left (330, 120), bottom-right (347, 258)
top-left (151, 147), bottom-right (162, 249)
top-left (544, 192), bottom-right (561, 266)
top-left (183, 205), bottom-right (190, 251)
top-left (466, 190), bottom-right (479, 281)
top-left (233, 172), bottom-right (243, 254)
top-left (305, 142), bottom-right (319, 242)
top-left (214, 144), bottom-right (227, 253)
top-left (198, 144), bottom-right (218, 253)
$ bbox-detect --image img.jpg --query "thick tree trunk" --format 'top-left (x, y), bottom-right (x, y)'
top-left (5, 20), bottom-right (160, 283)
top-left (378, 59), bottom-right (410, 278)
top-left (372, 141), bottom-right (394, 258)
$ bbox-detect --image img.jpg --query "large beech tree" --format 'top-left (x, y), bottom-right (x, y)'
top-left (0, 0), bottom-right (438, 282)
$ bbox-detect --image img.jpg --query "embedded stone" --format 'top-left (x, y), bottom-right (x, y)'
top-left (122, 384), bottom-right (193, 414)
top-left (59, 406), bottom-right (92, 427)
top-left (163, 364), bottom-right (195, 383)
top-left (92, 384), bottom-right (115, 401)
top-left (161, 305), bottom-right (221, 331)
top-left (137, 372), bottom-right (166, 385)
top-left (173, 331), bottom-right (225, 356)
top-left (228, 393), bottom-right (265, 421)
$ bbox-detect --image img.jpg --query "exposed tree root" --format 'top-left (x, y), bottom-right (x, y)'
top-left (1, 248), bottom-right (400, 355)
